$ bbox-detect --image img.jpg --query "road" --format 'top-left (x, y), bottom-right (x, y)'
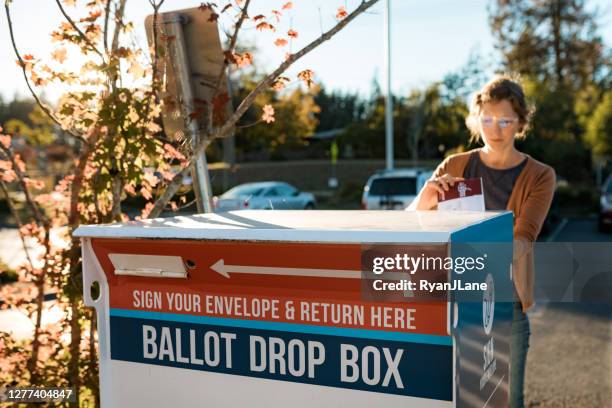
top-left (525, 217), bottom-right (612, 408)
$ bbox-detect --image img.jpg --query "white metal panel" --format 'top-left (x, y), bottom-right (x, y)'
top-left (73, 210), bottom-right (509, 243)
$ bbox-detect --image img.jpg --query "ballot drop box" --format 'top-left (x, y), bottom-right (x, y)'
top-left (74, 210), bottom-right (514, 408)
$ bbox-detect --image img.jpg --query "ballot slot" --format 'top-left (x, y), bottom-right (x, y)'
top-left (108, 253), bottom-right (188, 278)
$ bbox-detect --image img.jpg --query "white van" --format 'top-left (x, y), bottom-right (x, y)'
top-left (361, 169), bottom-right (433, 210)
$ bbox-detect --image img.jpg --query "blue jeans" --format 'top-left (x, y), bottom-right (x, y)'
top-left (510, 301), bottom-right (530, 408)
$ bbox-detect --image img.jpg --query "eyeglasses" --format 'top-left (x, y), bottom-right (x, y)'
top-left (479, 116), bottom-right (519, 129)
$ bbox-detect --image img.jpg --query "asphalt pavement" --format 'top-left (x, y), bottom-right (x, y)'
top-left (525, 217), bottom-right (612, 408)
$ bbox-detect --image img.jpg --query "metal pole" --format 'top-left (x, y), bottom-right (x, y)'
top-left (384, 0), bottom-right (394, 171)
top-left (223, 66), bottom-right (236, 192)
top-left (162, 14), bottom-right (214, 213)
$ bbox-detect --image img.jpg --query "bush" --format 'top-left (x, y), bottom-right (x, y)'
top-left (0, 261), bottom-right (18, 284)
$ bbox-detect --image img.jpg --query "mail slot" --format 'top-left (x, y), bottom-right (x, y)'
top-left (74, 210), bottom-right (513, 407)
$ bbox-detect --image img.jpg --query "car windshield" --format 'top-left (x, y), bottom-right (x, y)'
top-left (369, 177), bottom-right (417, 196)
top-left (221, 185), bottom-right (264, 199)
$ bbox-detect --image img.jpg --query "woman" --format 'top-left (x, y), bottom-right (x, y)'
top-left (409, 75), bottom-right (556, 407)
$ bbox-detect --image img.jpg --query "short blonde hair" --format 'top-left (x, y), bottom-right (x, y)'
top-left (465, 75), bottom-right (534, 143)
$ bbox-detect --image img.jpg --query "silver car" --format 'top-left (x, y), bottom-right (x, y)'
top-left (214, 182), bottom-right (316, 211)
top-left (361, 169), bottom-right (433, 210)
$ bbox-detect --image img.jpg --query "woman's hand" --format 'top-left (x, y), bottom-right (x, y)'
top-left (408, 173), bottom-right (465, 210)
top-left (424, 174), bottom-right (465, 201)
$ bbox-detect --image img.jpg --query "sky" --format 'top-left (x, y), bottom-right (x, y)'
top-left (1, 0), bottom-right (611, 102)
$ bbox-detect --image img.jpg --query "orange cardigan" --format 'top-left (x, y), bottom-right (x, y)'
top-left (427, 148), bottom-right (556, 310)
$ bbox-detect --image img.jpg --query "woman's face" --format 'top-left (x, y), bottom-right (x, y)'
top-left (478, 99), bottom-right (521, 151)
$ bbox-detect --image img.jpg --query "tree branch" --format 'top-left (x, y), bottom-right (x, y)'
top-left (212, 0), bottom-right (251, 96)
top-left (0, 180), bottom-right (36, 269)
top-left (4, 2), bottom-right (87, 145)
top-left (111, 0), bottom-right (127, 54)
top-left (103, 0), bottom-right (112, 53)
top-left (54, 0), bottom-right (105, 60)
top-left (0, 146), bottom-right (49, 226)
top-left (149, 0), bottom-right (379, 218)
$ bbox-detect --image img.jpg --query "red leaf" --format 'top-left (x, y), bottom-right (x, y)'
top-left (287, 29), bottom-right (298, 38)
top-left (271, 10), bottom-right (282, 22)
top-left (223, 50), bottom-right (237, 64)
top-left (274, 38), bottom-right (288, 47)
top-left (262, 104), bottom-right (275, 124)
top-left (234, 52), bottom-right (253, 67)
top-left (253, 14), bottom-right (265, 21)
top-left (198, 2), bottom-right (217, 12)
top-left (212, 92), bottom-right (230, 125)
top-left (297, 69), bottom-right (315, 88)
top-left (282, 2), bottom-right (293, 10)
top-left (271, 76), bottom-right (290, 91)
top-left (336, 6), bottom-right (348, 19)
top-left (256, 22), bottom-right (275, 32)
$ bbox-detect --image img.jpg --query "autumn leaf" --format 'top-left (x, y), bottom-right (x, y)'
top-left (24, 178), bottom-right (45, 190)
top-left (0, 159), bottom-right (14, 182)
top-left (140, 202), bottom-right (155, 218)
top-left (287, 29), bottom-right (298, 38)
top-left (23, 54), bottom-right (35, 61)
top-left (14, 154), bottom-right (26, 172)
top-left (256, 22), bottom-right (275, 32)
top-left (271, 76), bottom-right (290, 90)
top-left (252, 14), bottom-right (265, 21)
top-left (143, 170), bottom-right (160, 187)
top-left (223, 50), bottom-right (237, 64)
top-left (274, 38), bottom-right (288, 47)
top-left (51, 48), bottom-right (67, 64)
top-left (124, 184), bottom-right (137, 196)
top-left (163, 143), bottom-right (186, 161)
top-left (282, 2), bottom-right (293, 10)
top-left (198, 2), bottom-right (217, 12)
top-left (271, 10), bottom-right (282, 22)
top-left (336, 6), bottom-right (348, 20)
top-left (212, 92), bottom-right (230, 125)
top-left (234, 52), bottom-right (253, 67)
top-left (0, 134), bottom-right (11, 149)
top-left (80, 9), bottom-right (102, 23)
top-left (297, 69), bottom-right (315, 88)
top-left (127, 61), bottom-right (145, 79)
top-left (262, 104), bottom-right (275, 124)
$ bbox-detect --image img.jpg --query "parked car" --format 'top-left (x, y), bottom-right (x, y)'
top-left (214, 182), bottom-right (316, 211)
top-left (361, 168), bottom-right (433, 210)
top-left (599, 176), bottom-right (612, 232)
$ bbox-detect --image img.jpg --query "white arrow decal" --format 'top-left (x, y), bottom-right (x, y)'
top-left (210, 259), bottom-right (362, 279)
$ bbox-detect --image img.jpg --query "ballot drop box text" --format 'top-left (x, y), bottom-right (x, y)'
top-left (74, 210), bottom-right (514, 408)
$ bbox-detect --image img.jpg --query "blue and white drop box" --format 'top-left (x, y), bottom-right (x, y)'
top-left (74, 210), bottom-right (513, 407)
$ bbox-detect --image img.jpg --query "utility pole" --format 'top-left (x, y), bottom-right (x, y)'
top-left (384, 0), bottom-right (394, 171)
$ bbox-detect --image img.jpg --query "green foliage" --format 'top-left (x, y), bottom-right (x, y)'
top-left (234, 74), bottom-right (320, 160)
top-left (584, 90), bottom-right (612, 158)
top-left (489, 0), bottom-right (611, 180)
top-left (489, 0), bottom-right (609, 91)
